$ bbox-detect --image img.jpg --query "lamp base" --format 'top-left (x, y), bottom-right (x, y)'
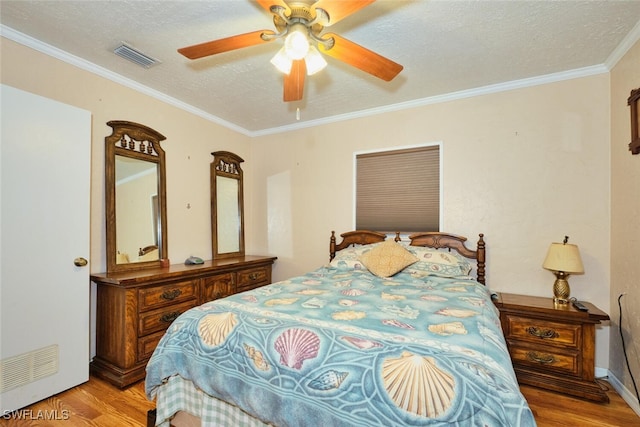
top-left (553, 296), bottom-right (569, 305)
top-left (552, 272), bottom-right (571, 304)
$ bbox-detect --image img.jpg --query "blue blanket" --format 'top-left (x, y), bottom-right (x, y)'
top-left (146, 266), bottom-right (535, 426)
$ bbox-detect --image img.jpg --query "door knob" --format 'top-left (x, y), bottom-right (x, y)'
top-left (74, 257), bottom-right (88, 267)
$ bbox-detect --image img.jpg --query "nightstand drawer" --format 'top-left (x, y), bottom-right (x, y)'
top-left (139, 281), bottom-right (198, 312)
top-left (237, 266), bottom-right (270, 292)
top-left (505, 315), bottom-right (581, 349)
top-left (138, 300), bottom-right (198, 336)
top-left (509, 345), bottom-right (579, 376)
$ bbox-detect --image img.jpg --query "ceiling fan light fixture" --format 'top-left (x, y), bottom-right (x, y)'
top-left (270, 47), bottom-right (293, 74)
top-left (305, 45), bottom-right (327, 75)
top-left (178, 1), bottom-right (403, 102)
top-left (284, 24), bottom-right (310, 60)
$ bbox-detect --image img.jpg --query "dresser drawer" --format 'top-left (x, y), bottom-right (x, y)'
top-left (138, 300), bottom-right (198, 336)
top-left (509, 345), bottom-right (580, 376)
top-left (138, 280), bottom-right (198, 312)
top-left (138, 330), bottom-right (165, 361)
top-left (237, 266), bottom-right (270, 292)
top-left (505, 315), bottom-right (581, 349)
top-left (201, 273), bottom-right (235, 301)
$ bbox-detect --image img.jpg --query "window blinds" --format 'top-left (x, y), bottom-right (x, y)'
top-left (356, 145), bottom-right (440, 232)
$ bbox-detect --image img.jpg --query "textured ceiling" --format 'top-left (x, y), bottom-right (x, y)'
top-left (2, 1), bottom-right (640, 135)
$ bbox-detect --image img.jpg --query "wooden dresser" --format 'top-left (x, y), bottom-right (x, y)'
top-left (91, 255), bottom-right (276, 388)
top-left (493, 292), bottom-right (609, 402)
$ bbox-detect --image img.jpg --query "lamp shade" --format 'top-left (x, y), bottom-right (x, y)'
top-left (270, 47), bottom-right (293, 74)
top-left (304, 45), bottom-right (327, 76)
top-left (542, 243), bottom-right (584, 274)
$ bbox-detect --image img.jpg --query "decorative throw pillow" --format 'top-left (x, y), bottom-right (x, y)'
top-left (358, 240), bottom-right (419, 277)
top-left (329, 243), bottom-right (381, 270)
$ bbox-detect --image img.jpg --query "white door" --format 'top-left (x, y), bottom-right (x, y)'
top-left (0, 84), bottom-right (91, 412)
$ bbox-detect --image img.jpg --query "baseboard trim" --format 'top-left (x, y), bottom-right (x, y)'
top-left (607, 370), bottom-right (640, 416)
top-left (595, 367), bottom-right (608, 379)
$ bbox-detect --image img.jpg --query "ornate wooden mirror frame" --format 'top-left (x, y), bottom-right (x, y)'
top-left (105, 120), bottom-right (168, 273)
top-left (211, 151), bottom-right (245, 259)
top-left (629, 88), bottom-right (640, 155)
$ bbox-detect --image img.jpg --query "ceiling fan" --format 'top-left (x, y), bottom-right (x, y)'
top-left (177, 0), bottom-right (403, 102)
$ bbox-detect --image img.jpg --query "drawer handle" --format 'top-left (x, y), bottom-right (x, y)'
top-left (161, 289), bottom-right (182, 301)
top-left (526, 351), bottom-right (556, 365)
top-left (248, 273), bottom-right (260, 281)
top-left (526, 326), bottom-right (559, 339)
top-left (160, 311), bottom-right (181, 323)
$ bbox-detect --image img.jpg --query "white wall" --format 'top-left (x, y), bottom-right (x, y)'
top-left (610, 38), bottom-right (640, 410)
top-left (250, 75), bottom-right (612, 370)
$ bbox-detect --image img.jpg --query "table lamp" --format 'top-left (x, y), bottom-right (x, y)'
top-left (542, 236), bottom-right (584, 304)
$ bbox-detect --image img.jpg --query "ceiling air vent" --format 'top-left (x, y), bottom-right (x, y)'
top-left (114, 43), bottom-right (160, 68)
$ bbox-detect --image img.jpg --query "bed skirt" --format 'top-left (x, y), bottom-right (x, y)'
top-left (151, 375), bottom-right (271, 427)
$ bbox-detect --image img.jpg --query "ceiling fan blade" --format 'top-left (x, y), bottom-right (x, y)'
top-left (178, 30), bottom-right (275, 60)
top-left (283, 59), bottom-right (306, 102)
top-left (319, 33), bottom-right (403, 81)
top-left (312, 0), bottom-right (375, 26)
top-left (256, 0), bottom-right (290, 16)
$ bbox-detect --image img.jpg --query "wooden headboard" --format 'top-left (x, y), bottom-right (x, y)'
top-left (330, 230), bottom-right (486, 285)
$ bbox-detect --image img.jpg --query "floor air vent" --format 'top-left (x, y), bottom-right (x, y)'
top-left (114, 43), bottom-right (160, 68)
top-left (0, 345), bottom-right (59, 393)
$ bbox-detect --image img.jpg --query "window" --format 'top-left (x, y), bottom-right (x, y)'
top-left (355, 144), bottom-right (440, 232)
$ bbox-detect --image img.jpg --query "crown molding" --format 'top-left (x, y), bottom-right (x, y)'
top-left (0, 25), bottom-right (252, 137)
top-left (605, 18), bottom-right (640, 70)
top-left (252, 65), bottom-right (609, 136)
top-left (0, 24), bottom-right (621, 138)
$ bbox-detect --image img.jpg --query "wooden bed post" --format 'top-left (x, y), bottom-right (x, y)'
top-left (329, 231), bottom-right (337, 261)
top-left (146, 409), bottom-right (156, 427)
top-left (477, 234), bottom-right (486, 285)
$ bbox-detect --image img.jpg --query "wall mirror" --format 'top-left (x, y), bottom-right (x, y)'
top-left (105, 120), bottom-right (168, 273)
top-left (211, 151), bottom-right (244, 259)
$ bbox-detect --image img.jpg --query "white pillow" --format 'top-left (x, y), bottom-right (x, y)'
top-left (330, 243), bottom-right (381, 270)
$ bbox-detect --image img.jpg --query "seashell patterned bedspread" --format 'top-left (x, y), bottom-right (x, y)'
top-left (145, 266), bottom-right (536, 426)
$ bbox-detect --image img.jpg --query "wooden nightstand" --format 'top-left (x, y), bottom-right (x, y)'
top-left (493, 292), bottom-right (610, 402)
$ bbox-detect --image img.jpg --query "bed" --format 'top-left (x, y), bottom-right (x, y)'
top-left (145, 230), bottom-right (535, 427)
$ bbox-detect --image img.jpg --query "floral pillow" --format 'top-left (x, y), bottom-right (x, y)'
top-left (403, 246), bottom-right (473, 278)
top-left (358, 241), bottom-right (419, 278)
top-left (329, 242), bottom-right (381, 270)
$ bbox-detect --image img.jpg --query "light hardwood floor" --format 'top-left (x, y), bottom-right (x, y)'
top-left (1, 376), bottom-right (637, 426)
top-left (520, 380), bottom-right (639, 427)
